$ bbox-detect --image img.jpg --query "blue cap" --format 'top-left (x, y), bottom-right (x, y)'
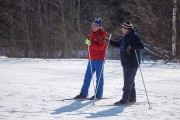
top-left (92, 17), bottom-right (102, 27)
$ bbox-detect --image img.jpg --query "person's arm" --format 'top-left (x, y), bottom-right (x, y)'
top-left (130, 35), bottom-right (144, 50)
top-left (90, 39), bottom-right (106, 50)
top-left (90, 32), bottom-right (108, 50)
top-left (109, 38), bottom-right (122, 48)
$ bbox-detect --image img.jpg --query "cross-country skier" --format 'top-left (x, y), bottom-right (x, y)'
top-left (74, 17), bottom-right (108, 100)
top-left (110, 20), bottom-right (144, 104)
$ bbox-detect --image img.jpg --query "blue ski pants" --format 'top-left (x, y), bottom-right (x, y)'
top-left (80, 60), bottom-right (104, 97)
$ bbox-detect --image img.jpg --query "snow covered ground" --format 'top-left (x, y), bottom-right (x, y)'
top-left (0, 57), bottom-right (180, 120)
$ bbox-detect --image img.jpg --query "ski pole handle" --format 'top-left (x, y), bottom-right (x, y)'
top-left (106, 34), bottom-right (112, 53)
top-left (108, 34), bottom-right (112, 41)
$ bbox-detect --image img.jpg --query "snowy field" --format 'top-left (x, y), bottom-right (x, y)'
top-left (0, 57), bottom-right (180, 120)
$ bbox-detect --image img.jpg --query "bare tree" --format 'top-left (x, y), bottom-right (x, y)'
top-left (0, 0), bottom-right (179, 61)
top-left (172, 0), bottom-right (177, 56)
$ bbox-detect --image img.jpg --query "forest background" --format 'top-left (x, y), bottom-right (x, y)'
top-left (0, 0), bottom-right (179, 62)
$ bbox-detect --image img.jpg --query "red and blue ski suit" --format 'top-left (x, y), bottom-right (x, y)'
top-left (80, 28), bottom-right (108, 97)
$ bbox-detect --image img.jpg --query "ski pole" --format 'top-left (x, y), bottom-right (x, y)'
top-left (87, 45), bottom-right (96, 95)
top-left (93, 34), bottom-right (112, 103)
top-left (135, 50), bottom-right (151, 109)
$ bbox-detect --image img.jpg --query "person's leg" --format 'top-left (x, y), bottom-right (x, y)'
top-left (94, 60), bottom-right (104, 97)
top-left (129, 67), bottom-right (138, 102)
top-left (80, 61), bottom-right (95, 97)
top-left (122, 67), bottom-right (138, 100)
top-left (114, 66), bottom-right (138, 104)
top-left (130, 83), bottom-right (136, 98)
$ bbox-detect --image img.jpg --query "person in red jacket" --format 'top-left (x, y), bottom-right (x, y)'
top-left (74, 18), bottom-right (108, 100)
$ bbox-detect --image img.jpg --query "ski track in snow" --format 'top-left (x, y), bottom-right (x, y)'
top-left (0, 58), bottom-right (180, 120)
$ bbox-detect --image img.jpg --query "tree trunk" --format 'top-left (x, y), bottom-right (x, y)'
top-left (172, 0), bottom-right (177, 56)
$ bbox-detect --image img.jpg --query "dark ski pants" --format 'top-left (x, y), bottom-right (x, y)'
top-left (80, 60), bottom-right (104, 97)
top-left (122, 66), bottom-right (138, 100)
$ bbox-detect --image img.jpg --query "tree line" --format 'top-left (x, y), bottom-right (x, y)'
top-left (0, 0), bottom-right (179, 62)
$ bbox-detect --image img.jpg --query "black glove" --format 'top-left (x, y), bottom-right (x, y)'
top-left (101, 36), bottom-right (109, 41)
top-left (126, 45), bottom-right (131, 55)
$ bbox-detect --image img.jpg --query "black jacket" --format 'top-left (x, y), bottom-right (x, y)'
top-left (110, 30), bottom-right (144, 67)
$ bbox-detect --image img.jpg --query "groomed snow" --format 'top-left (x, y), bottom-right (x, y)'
top-left (0, 58), bottom-right (180, 120)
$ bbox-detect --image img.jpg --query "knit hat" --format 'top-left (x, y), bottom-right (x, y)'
top-left (92, 17), bottom-right (102, 27)
top-left (122, 20), bottom-right (133, 29)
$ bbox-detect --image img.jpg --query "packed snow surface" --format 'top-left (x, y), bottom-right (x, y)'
top-left (0, 58), bottom-right (180, 120)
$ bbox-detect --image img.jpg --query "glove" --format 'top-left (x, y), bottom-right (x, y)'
top-left (101, 36), bottom-right (109, 41)
top-left (85, 38), bottom-right (91, 45)
top-left (126, 45), bottom-right (131, 55)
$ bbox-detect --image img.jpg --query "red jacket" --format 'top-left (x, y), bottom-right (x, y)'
top-left (88, 29), bottom-right (108, 60)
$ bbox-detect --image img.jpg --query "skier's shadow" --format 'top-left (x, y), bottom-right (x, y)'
top-left (51, 100), bottom-right (94, 115)
top-left (86, 104), bottom-right (132, 118)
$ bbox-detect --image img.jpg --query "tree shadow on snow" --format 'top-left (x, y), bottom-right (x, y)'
top-left (86, 104), bottom-right (132, 118)
top-left (51, 100), bottom-right (94, 115)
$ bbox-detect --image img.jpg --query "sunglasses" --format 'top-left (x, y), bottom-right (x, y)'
top-left (92, 25), bottom-right (99, 27)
